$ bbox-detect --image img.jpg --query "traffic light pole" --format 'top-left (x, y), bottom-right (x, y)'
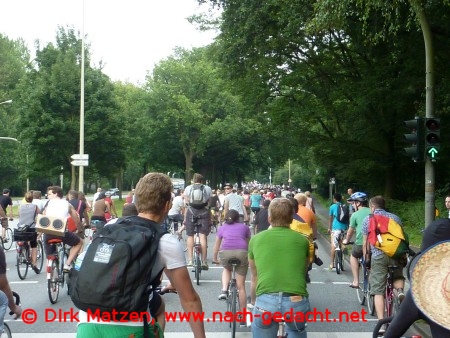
top-left (417, 4), bottom-right (435, 227)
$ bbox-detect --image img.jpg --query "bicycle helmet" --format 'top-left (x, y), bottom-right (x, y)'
top-left (347, 191), bottom-right (368, 202)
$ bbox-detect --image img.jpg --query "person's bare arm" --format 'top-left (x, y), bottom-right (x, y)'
top-left (212, 237), bottom-right (222, 263)
top-left (0, 274), bottom-right (22, 318)
top-left (328, 215), bottom-right (333, 233)
top-left (249, 258), bottom-right (257, 305)
top-left (165, 267), bottom-right (206, 338)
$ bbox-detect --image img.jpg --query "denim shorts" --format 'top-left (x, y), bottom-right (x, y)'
top-left (252, 292), bottom-right (310, 338)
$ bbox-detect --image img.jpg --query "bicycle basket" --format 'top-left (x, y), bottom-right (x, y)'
top-left (13, 229), bottom-right (37, 242)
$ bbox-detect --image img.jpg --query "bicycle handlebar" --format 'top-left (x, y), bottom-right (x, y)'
top-left (9, 291), bottom-right (20, 316)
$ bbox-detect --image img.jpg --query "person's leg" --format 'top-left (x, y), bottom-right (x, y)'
top-left (236, 274), bottom-right (247, 311)
top-left (64, 233), bottom-right (83, 267)
top-left (252, 294), bottom-right (279, 338)
top-left (350, 255), bottom-right (359, 286)
top-left (369, 255), bottom-right (388, 320)
top-left (330, 233), bottom-right (336, 268)
top-left (186, 235), bottom-right (194, 264)
top-left (282, 296), bottom-right (310, 338)
top-left (200, 234), bottom-right (208, 262)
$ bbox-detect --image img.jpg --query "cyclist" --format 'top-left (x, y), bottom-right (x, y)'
top-left (0, 245), bottom-right (22, 332)
top-left (361, 196), bottom-right (405, 333)
top-left (17, 191), bottom-right (41, 274)
top-left (383, 218), bottom-right (450, 338)
top-left (223, 183), bottom-right (248, 223)
top-left (168, 189), bottom-right (185, 233)
top-left (249, 197), bottom-right (310, 337)
top-left (343, 192), bottom-right (370, 288)
top-left (42, 186), bottom-right (84, 272)
top-left (328, 193), bottom-right (349, 270)
top-left (249, 189), bottom-right (263, 224)
top-left (212, 209), bottom-right (251, 314)
top-left (0, 189), bottom-right (13, 242)
top-left (183, 173), bottom-right (212, 270)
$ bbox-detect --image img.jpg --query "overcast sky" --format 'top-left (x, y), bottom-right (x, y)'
top-left (0, 0), bottom-right (218, 85)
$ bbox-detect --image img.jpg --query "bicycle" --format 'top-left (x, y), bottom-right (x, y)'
top-left (334, 231), bottom-right (347, 274)
top-left (46, 238), bottom-right (70, 304)
top-left (0, 218), bottom-right (13, 251)
top-left (86, 219), bottom-right (106, 242)
top-left (384, 265), bottom-right (400, 319)
top-left (226, 258), bottom-right (241, 338)
top-left (14, 230), bottom-right (44, 280)
top-left (1, 291), bottom-right (20, 338)
top-left (356, 257), bottom-right (374, 315)
top-left (192, 217), bottom-right (202, 286)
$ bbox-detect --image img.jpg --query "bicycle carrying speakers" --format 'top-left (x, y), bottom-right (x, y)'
top-left (35, 214), bottom-right (66, 236)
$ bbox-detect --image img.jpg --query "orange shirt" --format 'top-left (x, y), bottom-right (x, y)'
top-left (297, 205), bottom-right (316, 228)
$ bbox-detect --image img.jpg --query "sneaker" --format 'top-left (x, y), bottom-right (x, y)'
top-left (63, 264), bottom-right (72, 272)
top-left (32, 265), bottom-right (40, 274)
top-left (201, 261), bottom-right (209, 270)
top-left (237, 314), bottom-right (246, 327)
top-left (187, 260), bottom-right (193, 267)
top-left (218, 291), bottom-right (228, 300)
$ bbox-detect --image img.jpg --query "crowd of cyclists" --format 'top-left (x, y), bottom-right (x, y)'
top-left (0, 177), bottom-right (448, 337)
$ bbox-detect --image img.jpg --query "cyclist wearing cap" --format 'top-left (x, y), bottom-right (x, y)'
top-left (343, 192), bottom-right (370, 288)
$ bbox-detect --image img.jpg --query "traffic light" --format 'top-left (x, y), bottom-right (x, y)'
top-left (403, 117), bottom-right (424, 162)
top-left (425, 118), bottom-right (440, 161)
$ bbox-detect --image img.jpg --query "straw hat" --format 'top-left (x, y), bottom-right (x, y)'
top-left (411, 240), bottom-right (450, 330)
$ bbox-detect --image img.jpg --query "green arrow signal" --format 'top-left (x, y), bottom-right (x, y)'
top-left (428, 147), bottom-right (438, 158)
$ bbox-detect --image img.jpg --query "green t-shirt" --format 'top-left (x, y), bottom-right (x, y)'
top-left (248, 227), bottom-right (309, 297)
top-left (349, 207), bottom-right (371, 245)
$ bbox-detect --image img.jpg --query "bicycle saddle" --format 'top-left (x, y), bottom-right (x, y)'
top-left (228, 258), bottom-right (241, 266)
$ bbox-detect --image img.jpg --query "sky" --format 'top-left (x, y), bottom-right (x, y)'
top-left (0, 0), bottom-right (219, 85)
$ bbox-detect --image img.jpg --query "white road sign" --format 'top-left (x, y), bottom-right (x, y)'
top-left (70, 159), bottom-right (89, 166)
top-left (71, 154), bottom-right (89, 160)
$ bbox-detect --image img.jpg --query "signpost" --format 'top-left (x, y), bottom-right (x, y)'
top-left (71, 154), bottom-right (89, 167)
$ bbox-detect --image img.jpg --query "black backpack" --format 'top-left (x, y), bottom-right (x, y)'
top-left (70, 216), bottom-right (165, 320)
top-left (337, 203), bottom-right (350, 224)
top-left (188, 184), bottom-right (208, 209)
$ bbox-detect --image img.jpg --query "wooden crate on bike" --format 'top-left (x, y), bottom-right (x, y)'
top-left (13, 229), bottom-right (36, 242)
top-left (35, 215), bottom-right (67, 236)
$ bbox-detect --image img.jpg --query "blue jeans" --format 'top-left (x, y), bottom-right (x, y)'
top-left (0, 290), bottom-right (8, 332)
top-left (252, 293), bottom-right (310, 338)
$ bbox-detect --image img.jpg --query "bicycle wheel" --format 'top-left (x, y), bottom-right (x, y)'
top-left (356, 266), bottom-right (366, 305)
top-left (48, 259), bottom-right (60, 304)
top-left (1, 323), bottom-right (12, 338)
top-left (2, 228), bottom-right (13, 250)
top-left (335, 250), bottom-right (341, 274)
top-left (340, 249), bottom-right (345, 272)
top-left (36, 240), bottom-right (44, 273)
top-left (194, 249), bottom-right (201, 286)
top-left (230, 286), bottom-right (238, 338)
top-left (367, 283), bottom-right (375, 315)
top-left (16, 246), bottom-right (29, 280)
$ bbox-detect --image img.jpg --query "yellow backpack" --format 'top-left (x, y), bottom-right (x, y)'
top-left (290, 216), bottom-right (314, 264)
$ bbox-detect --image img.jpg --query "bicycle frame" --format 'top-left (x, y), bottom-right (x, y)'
top-left (226, 258), bottom-right (241, 338)
top-left (46, 239), bottom-right (69, 304)
top-left (385, 266), bottom-right (398, 318)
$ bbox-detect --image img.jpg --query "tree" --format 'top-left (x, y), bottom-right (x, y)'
top-left (14, 27), bottom-right (124, 192)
